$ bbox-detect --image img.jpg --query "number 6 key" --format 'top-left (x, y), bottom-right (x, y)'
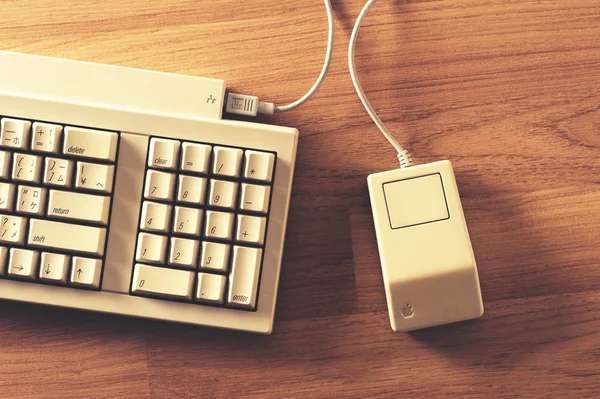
top-left (204, 211), bottom-right (234, 240)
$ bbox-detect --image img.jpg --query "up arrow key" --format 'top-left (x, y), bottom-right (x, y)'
top-left (70, 257), bottom-right (102, 289)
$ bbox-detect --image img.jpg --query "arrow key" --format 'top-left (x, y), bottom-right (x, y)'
top-left (7, 248), bottom-right (39, 280)
top-left (70, 257), bottom-right (102, 289)
top-left (38, 252), bottom-right (70, 284)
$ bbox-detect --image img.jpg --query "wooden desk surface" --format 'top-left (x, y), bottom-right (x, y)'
top-left (1, 0), bottom-right (599, 397)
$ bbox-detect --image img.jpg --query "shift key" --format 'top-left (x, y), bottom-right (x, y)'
top-left (63, 127), bottom-right (118, 161)
top-left (28, 219), bottom-right (107, 256)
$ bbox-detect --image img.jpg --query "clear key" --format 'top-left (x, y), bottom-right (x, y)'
top-left (148, 138), bottom-right (180, 169)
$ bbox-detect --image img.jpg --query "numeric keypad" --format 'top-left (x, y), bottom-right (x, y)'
top-left (133, 137), bottom-right (277, 310)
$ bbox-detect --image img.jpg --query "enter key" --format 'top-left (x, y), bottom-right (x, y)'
top-left (47, 190), bottom-right (111, 225)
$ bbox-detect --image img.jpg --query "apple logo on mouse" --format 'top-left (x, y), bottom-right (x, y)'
top-left (401, 303), bottom-right (414, 319)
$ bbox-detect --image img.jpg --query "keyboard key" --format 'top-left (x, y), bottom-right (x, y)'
top-left (0, 183), bottom-right (15, 211)
top-left (148, 138), bottom-right (180, 169)
top-left (181, 142), bottom-right (211, 174)
top-left (196, 273), bottom-right (226, 304)
top-left (173, 206), bottom-right (202, 236)
top-left (63, 126), bottom-right (118, 161)
top-left (0, 246), bottom-right (7, 276)
top-left (47, 190), bottom-right (110, 224)
top-left (209, 180), bottom-right (238, 209)
top-left (239, 184), bottom-right (271, 214)
top-left (135, 233), bottom-right (167, 263)
top-left (28, 219), bottom-right (107, 256)
top-left (132, 264), bottom-right (194, 300)
top-left (212, 146), bottom-right (243, 177)
top-left (144, 170), bottom-right (175, 201)
top-left (199, 242), bottom-right (230, 272)
top-left (39, 252), bottom-right (70, 284)
top-left (204, 211), bottom-right (234, 240)
top-left (31, 122), bottom-right (63, 153)
top-left (140, 201), bottom-right (172, 232)
top-left (8, 248), bottom-right (39, 280)
top-left (16, 185), bottom-right (47, 216)
top-left (44, 158), bottom-right (74, 187)
top-left (177, 175), bottom-right (207, 204)
top-left (169, 237), bottom-right (199, 268)
top-left (12, 153), bottom-right (42, 183)
top-left (70, 257), bottom-right (102, 288)
top-left (1, 118), bottom-right (31, 149)
top-left (0, 151), bottom-right (11, 178)
top-left (244, 150), bottom-right (275, 182)
top-left (75, 162), bottom-right (114, 193)
top-left (227, 246), bottom-right (263, 309)
top-left (0, 214), bottom-right (27, 244)
top-left (236, 215), bottom-right (267, 245)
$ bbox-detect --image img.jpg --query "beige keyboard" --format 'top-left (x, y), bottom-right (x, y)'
top-left (0, 51), bottom-right (298, 334)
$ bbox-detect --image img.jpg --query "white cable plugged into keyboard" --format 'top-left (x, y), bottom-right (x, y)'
top-left (225, 0), bottom-right (334, 117)
top-left (0, 50), bottom-right (299, 334)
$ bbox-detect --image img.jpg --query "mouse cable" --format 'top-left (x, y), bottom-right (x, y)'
top-left (225, 0), bottom-right (334, 116)
top-left (349, 0), bottom-right (413, 168)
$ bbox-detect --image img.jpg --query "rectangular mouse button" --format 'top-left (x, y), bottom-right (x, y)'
top-left (383, 173), bottom-right (449, 229)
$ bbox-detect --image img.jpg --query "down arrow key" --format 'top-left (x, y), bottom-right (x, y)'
top-left (38, 253), bottom-right (70, 284)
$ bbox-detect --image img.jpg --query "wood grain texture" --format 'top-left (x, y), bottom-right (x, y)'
top-left (1, 0), bottom-right (600, 397)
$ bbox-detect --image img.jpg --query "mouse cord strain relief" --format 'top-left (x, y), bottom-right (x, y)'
top-left (397, 149), bottom-right (414, 168)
